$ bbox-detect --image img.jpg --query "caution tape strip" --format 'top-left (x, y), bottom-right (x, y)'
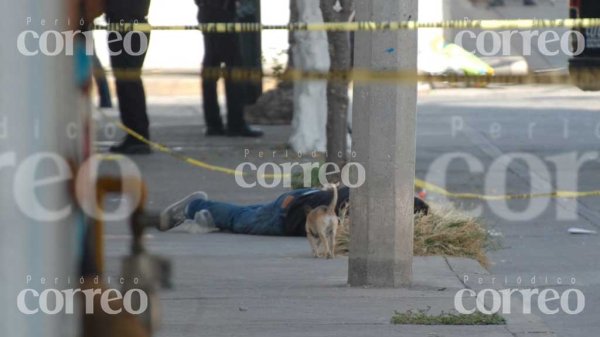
top-left (414, 180), bottom-right (600, 201)
top-left (94, 18), bottom-right (600, 33)
top-left (100, 68), bottom-right (591, 86)
top-left (97, 110), bottom-right (280, 178)
top-left (96, 111), bottom-right (600, 201)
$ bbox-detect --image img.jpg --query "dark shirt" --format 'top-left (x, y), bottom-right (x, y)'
top-left (283, 187), bottom-right (430, 237)
top-left (105, 0), bottom-right (151, 22)
top-left (284, 187), bottom-right (350, 237)
top-left (196, 0), bottom-right (237, 23)
top-left (237, 0), bottom-right (258, 18)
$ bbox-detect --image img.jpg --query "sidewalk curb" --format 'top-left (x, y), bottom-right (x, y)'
top-left (446, 257), bottom-right (559, 337)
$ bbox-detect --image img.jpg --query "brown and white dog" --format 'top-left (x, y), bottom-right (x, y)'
top-left (305, 184), bottom-right (339, 259)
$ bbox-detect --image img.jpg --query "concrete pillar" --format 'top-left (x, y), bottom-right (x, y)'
top-left (348, 0), bottom-right (418, 288)
top-left (289, 0), bottom-right (330, 153)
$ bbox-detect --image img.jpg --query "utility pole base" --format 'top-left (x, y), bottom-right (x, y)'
top-left (348, 0), bottom-right (419, 288)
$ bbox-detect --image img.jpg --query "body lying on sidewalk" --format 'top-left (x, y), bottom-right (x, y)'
top-left (159, 187), bottom-right (430, 236)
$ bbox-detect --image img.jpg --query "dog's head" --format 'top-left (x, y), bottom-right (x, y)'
top-left (414, 197), bottom-right (430, 215)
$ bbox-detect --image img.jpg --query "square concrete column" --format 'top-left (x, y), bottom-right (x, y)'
top-left (348, 0), bottom-right (418, 288)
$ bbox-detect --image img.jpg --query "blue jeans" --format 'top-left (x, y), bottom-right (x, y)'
top-left (185, 189), bottom-right (318, 236)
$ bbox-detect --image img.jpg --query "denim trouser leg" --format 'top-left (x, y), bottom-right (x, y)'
top-left (185, 189), bottom-right (316, 236)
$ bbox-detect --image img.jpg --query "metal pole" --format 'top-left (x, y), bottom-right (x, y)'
top-left (348, 0), bottom-right (418, 288)
top-left (1, 0), bottom-right (83, 336)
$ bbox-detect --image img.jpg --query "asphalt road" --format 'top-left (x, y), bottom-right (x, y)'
top-left (417, 85), bottom-right (600, 337)
top-left (446, 0), bottom-right (570, 71)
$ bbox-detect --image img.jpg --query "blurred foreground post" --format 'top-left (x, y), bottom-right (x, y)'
top-left (348, 0), bottom-right (418, 287)
top-left (0, 0), bottom-right (84, 335)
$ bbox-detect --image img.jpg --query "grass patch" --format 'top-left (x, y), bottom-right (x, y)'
top-left (336, 204), bottom-right (494, 268)
top-left (335, 205), bottom-right (351, 254)
top-left (413, 205), bottom-right (490, 268)
top-left (391, 310), bottom-right (506, 326)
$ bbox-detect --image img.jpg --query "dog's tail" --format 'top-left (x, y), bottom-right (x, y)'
top-left (327, 184), bottom-right (338, 214)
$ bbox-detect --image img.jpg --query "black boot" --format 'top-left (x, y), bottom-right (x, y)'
top-left (206, 126), bottom-right (226, 137)
top-left (109, 136), bottom-right (151, 155)
top-left (226, 125), bottom-right (264, 138)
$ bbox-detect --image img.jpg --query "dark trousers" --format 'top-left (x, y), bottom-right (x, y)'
top-left (238, 15), bottom-right (263, 106)
top-left (202, 32), bottom-right (246, 131)
top-left (108, 31), bottom-right (150, 139)
top-left (186, 189), bottom-right (316, 236)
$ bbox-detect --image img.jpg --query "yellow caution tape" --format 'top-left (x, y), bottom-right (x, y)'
top-left (97, 111), bottom-right (286, 179)
top-left (94, 18), bottom-right (600, 33)
top-left (414, 179), bottom-right (600, 201)
top-left (96, 111), bottom-right (600, 201)
top-left (100, 68), bottom-right (585, 86)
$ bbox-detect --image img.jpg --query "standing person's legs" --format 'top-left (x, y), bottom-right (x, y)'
top-left (108, 31), bottom-right (151, 154)
top-left (237, 12), bottom-right (263, 106)
top-left (202, 33), bottom-right (226, 135)
top-left (222, 33), bottom-right (263, 137)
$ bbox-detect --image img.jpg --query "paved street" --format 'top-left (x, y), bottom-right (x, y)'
top-left (417, 85), bottom-right (600, 337)
top-left (436, 8), bottom-right (600, 337)
top-left (446, 0), bottom-right (570, 71)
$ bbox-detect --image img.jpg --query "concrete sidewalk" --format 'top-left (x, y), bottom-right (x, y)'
top-left (96, 94), bottom-right (560, 337)
top-left (105, 232), bottom-right (534, 337)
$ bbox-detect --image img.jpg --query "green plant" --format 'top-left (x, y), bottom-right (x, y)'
top-left (391, 308), bottom-right (505, 326)
top-left (413, 205), bottom-right (490, 267)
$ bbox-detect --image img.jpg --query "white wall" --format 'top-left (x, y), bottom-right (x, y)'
top-left (418, 0), bottom-right (444, 53)
top-left (93, 0), bottom-right (443, 72)
top-left (93, 0), bottom-right (291, 71)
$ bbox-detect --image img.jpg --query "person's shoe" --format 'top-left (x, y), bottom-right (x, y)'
top-left (192, 209), bottom-right (219, 234)
top-left (206, 127), bottom-right (226, 137)
top-left (523, 0), bottom-right (536, 5)
top-left (227, 126), bottom-right (264, 138)
top-left (159, 192), bottom-right (208, 232)
top-left (109, 137), bottom-right (151, 155)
